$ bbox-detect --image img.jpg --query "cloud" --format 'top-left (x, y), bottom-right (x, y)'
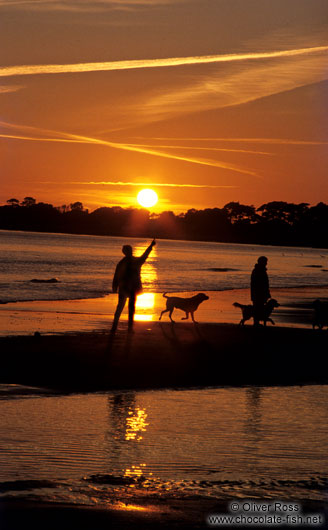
top-left (135, 137), bottom-right (328, 146)
top-left (0, 46), bottom-right (326, 78)
top-left (72, 180), bottom-right (237, 189)
top-left (0, 85), bottom-right (23, 94)
top-left (0, 121), bottom-right (258, 177)
top-left (135, 52), bottom-right (328, 123)
top-left (124, 143), bottom-right (273, 155)
top-left (0, 0), bottom-right (186, 11)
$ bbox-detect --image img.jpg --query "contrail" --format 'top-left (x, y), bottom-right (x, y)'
top-left (0, 46), bottom-right (327, 77)
top-left (138, 137), bottom-right (328, 146)
top-left (74, 180), bottom-right (237, 189)
top-left (124, 143), bottom-right (273, 155)
top-left (0, 124), bottom-right (259, 176)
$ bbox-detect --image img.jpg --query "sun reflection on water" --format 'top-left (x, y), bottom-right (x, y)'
top-left (125, 407), bottom-right (149, 441)
top-left (124, 463), bottom-right (147, 478)
top-left (135, 293), bottom-right (155, 321)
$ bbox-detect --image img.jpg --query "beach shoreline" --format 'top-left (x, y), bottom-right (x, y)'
top-left (1, 495), bottom-right (327, 530)
top-left (0, 285), bottom-right (327, 337)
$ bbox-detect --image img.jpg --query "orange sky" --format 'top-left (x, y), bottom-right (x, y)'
top-left (1, 0), bottom-right (328, 213)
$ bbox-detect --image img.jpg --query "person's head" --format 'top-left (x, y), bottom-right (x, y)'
top-left (257, 256), bottom-right (268, 267)
top-left (122, 244), bottom-right (133, 257)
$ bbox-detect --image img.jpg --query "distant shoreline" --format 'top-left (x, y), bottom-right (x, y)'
top-left (1, 197), bottom-right (328, 248)
top-left (3, 226), bottom-right (328, 250)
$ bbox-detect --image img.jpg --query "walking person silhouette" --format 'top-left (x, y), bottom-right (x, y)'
top-left (251, 256), bottom-right (271, 326)
top-left (111, 239), bottom-right (156, 332)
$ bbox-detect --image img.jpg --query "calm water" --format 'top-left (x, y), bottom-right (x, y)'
top-left (1, 229), bottom-right (328, 303)
top-left (0, 385), bottom-right (327, 506)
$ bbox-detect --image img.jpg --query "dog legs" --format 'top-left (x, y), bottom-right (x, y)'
top-left (159, 306), bottom-right (175, 322)
top-left (159, 309), bottom-right (168, 320)
top-left (181, 312), bottom-right (189, 320)
top-left (159, 308), bottom-right (175, 322)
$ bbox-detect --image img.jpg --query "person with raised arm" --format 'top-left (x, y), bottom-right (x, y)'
top-left (111, 239), bottom-right (156, 332)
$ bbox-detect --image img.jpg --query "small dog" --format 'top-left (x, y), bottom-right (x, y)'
top-left (233, 299), bottom-right (280, 326)
top-left (159, 292), bottom-right (209, 323)
top-left (313, 299), bottom-right (328, 330)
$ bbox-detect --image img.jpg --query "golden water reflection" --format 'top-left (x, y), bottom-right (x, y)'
top-left (135, 242), bottom-right (157, 321)
top-left (108, 394), bottom-right (152, 486)
top-left (124, 463), bottom-right (147, 478)
top-left (126, 407), bottom-right (149, 441)
top-left (135, 293), bottom-right (155, 322)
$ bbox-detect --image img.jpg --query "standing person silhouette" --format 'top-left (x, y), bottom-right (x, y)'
top-left (111, 239), bottom-right (156, 332)
top-left (251, 256), bottom-right (271, 326)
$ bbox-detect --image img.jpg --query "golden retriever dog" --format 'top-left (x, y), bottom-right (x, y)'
top-left (313, 299), bottom-right (328, 330)
top-left (233, 298), bottom-right (280, 326)
top-left (159, 292), bottom-right (209, 323)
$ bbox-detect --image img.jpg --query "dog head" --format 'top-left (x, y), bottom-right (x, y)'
top-left (196, 293), bottom-right (209, 302)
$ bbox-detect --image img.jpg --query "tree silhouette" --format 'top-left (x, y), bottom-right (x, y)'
top-left (7, 198), bottom-right (20, 207)
top-left (0, 197), bottom-right (327, 248)
top-left (223, 202), bottom-right (258, 223)
top-left (21, 197), bottom-right (36, 207)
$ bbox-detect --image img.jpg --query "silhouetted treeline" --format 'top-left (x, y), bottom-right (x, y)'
top-left (1, 197), bottom-right (328, 248)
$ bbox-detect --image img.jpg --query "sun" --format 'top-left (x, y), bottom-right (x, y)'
top-left (137, 189), bottom-right (158, 208)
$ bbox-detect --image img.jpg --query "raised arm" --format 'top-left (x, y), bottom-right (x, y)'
top-left (138, 239), bottom-right (156, 265)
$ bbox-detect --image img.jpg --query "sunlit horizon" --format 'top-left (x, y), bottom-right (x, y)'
top-left (1, 0), bottom-right (327, 212)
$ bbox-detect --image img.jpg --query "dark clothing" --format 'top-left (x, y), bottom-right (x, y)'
top-left (112, 244), bottom-right (153, 296)
top-left (251, 263), bottom-right (270, 305)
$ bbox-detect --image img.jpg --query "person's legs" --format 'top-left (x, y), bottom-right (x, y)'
top-left (252, 301), bottom-right (263, 326)
top-left (112, 292), bottom-right (127, 330)
top-left (128, 292), bottom-right (136, 330)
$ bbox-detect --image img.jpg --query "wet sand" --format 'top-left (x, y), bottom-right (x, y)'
top-left (0, 286), bottom-right (327, 336)
top-left (1, 319), bottom-right (328, 391)
top-left (1, 496), bottom-right (327, 529)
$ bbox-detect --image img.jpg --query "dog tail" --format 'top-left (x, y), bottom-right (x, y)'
top-left (233, 302), bottom-right (244, 308)
top-left (163, 292), bottom-right (168, 298)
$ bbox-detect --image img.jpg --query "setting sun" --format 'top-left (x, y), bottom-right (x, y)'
top-left (137, 189), bottom-right (158, 208)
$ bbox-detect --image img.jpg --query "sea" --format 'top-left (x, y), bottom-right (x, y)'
top-left (0, 230), bottom-right (328, 514)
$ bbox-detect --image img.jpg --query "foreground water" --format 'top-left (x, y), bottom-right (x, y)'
top-left (1, 230), bottom-right (328, 303)
top-left (0, 385), bottom-right (327, 506)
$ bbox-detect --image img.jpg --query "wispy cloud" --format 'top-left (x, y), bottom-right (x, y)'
top-left (135, 52), bottom-right (328, 124)
top-left (124, 143), bottom-right (273, 155)
top-left (73, 180), bottom-right (236, 189)
top-left (0, 121), bottom-right (258, 177)
top-left (0, 85), bottom-right (23, 94)
top-left (0, 46), bottom-right (327, 78)
top-left (135, 137), bottom-right (328, 146)
top-left (0, 0), bottom-right (184, 10)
